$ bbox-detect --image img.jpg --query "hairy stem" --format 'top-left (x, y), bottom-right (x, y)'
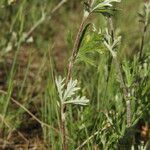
top-left (106, 16), bottom-right (132, 127)
top-left (66, 16), bottom-right (89, 85)
top-left (62, 9), bottom-right (90, 150)
top-left (113, 57), bottom-right (131, 127)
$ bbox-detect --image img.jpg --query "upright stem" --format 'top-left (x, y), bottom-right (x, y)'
top-left (107, 16), bottom-right (131, 127)
top-left (66, 16), bottom-right (88, 85)
top-left (61, 2), bottom-right (92, 149)
top-left (61, 14), bottom-right (89, 150)
top-left (113, 57), bottom-right (131, 127)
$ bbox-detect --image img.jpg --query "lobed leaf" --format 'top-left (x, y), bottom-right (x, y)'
top-left (55, 76), bottom-right (65, 101)
top-left (63, 79), bottom-right (80, 101)
top-left (64, 96), bottom-right (89, 105)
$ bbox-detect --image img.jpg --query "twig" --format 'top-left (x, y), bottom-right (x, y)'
top-left (22, 0), bottom-right (68, 42)
top-left (51, 0), bottom-right (67, 14)
top-left (0, 90), bottom-right (60, 134)
top-left (75, 124), bottom-right (112, 150)
top-left (0, 114), bottom-right (29, 145)
top-left (76, 131), bottom-right (99, 150)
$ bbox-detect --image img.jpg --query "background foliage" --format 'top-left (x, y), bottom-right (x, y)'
top-left (0, 0), bottom-right (150, 149)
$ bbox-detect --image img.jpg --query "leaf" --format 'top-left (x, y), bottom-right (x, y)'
top-left (93, 8), bottom-right (114, 17)
top-left (77, 53), bottom-right (97, 67)
top-left (77, 31), bottom-right (104, 66)
top-left (83, 2), bottom-right (91, 13)
top-left (103, 28), bottom-right (121, 58)
top-left (63, 79), bottom-right (80, 101)
top-left (64, 96), bottom-right (89, 105)
top-left (55, 76), bottom-right (65, 101)
top-left (55, 76), bottom-right (89, 106)
top-left (104, 40), bottom-right (116, 58)
top-left (111, 36), bottom-right (121, 49)
top-left (78, 23), bottom-right (91, 51)
top-left (122, 61), bottom-right (133, 87)
top-left (138, 12), bottom-right (144, 19)
top-left (92, 0), bottom-right (121, 13)
top-left (79, 31), bottom-right (103, 54)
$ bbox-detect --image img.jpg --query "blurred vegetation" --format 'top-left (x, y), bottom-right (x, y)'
top-left (0, 0), bottom-right (150, 150)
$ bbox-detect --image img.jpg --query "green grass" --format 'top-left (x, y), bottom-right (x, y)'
top-left (0, 0), bottom-right (150, 149)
